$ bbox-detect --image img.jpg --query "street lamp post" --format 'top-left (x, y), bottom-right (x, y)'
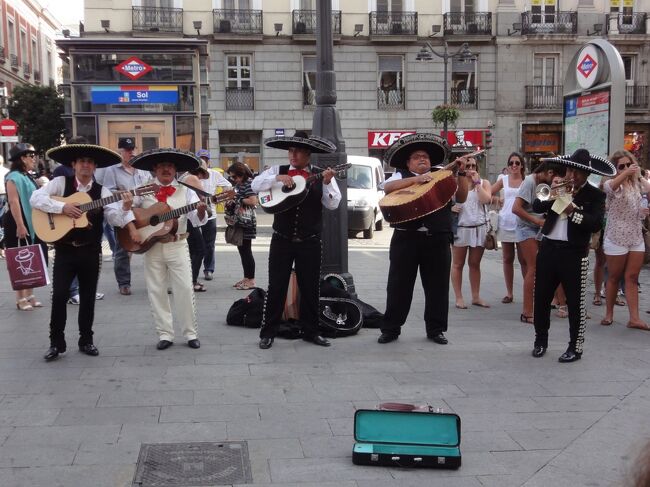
top-left (416, 41), bottom-right (474, 142)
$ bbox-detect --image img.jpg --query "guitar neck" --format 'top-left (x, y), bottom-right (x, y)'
top-left (77, 189), bottom-right (137, 213)
top-left (155, 192), bottom-right (232, 223)
top-left (305, 164), bottom-right (350, 183)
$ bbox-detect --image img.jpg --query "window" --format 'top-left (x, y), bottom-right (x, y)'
top-left (302, 55), bottom-right (316, 106)
top-left (451, 56), bottom-right (478, 108)
top-left (7, 20), bottom-right (16, 59)
top-left (226, 54), bottom-right (252, 88)
top-left (31, 38), bottom-right (37, 73)
top-left (450, 0), bottom-right (475, 13)
top-left (377, 55), bottom-right (404, 109)
top-left (47, 50), bottom-right (52, 80)
top-left (621, 55), bottom-right (635, 85)
top-left (531, 0), bottom-right (555, 24)
top-left (299, 0), bottom-right (314, 9)
top-left (219, 131), bottom-right (261, 172)
top-left (377, 0), bottom-right (403, 13)
top-left (224, 0), bottom-right (251, 9)
top-left (20, 30), bottom-right (26, 60)
top-left (533, 55), bottom-right (557, 86)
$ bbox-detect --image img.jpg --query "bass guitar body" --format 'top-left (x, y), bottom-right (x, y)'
top-left (32, 193), bottom-right (92, 243)
top-left (116, 202), bottom-right (178, 254)
top-left (379, 170), bottom-right (458, 224)
top-left (258, 176), bottom-right (309, 214)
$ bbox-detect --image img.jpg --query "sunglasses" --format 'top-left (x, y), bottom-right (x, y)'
top-left (618, 162), bottom-right (632, 171)
top-left (24, 153), bottom-right (36, 158)
top-left (465, 164), bottom-right (477, 169)
top-left (508, 160), bottom-right (521, 166)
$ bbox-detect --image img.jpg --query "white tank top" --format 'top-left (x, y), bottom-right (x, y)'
top-left (499, 175), bottom-right (519, 232)
top-left (458, 181), bottom-right (487, 227)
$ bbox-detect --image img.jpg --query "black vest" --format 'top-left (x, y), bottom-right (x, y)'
top-left (61, 176), bottom-right (104, 246)
top-left (391, 168), bottom-right (453, 237)
top-left (273, 165), bottom-right (324, 239)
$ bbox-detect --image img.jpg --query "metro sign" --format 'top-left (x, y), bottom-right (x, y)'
top-left (577, 54), bottom-right (597, 79)
top-left (114, 57), bottom-right (153, 81)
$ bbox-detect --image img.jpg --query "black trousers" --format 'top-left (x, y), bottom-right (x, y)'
top-left (49, 244), bottom-right (101, 350)
top-left (237, 238), bottom-right (255, 279)
top-left (186, 221), bottom-right (205, 284)
top-left (260, 233), bottom-right (320, 339)
top-left (533, 239), bottom-right (589, 353)
top-left (381, 230), bottom-right (451, 337)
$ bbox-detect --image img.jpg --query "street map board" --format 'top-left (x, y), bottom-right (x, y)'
top-left (563, 87), bottom-right (610, 158)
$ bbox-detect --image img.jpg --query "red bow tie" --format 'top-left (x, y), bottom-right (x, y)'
top-left (155, 185), bottom-right (176, 203)
top-left (288, 169), bottom-right (309, 178)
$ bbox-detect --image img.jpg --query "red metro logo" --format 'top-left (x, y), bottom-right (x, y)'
top-left (577, 54), bottom-right (597, 79)
top-left (115, 57), bottom-right (153, 81)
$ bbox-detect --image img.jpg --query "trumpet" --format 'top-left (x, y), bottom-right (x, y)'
top-left (535, 180), bottom-right (575, 201)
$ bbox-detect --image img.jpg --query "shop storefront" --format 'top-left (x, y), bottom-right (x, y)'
top-left (521, 123), bottom-right (562, 171)
top-left (624, 124), bottom-right (648, 167)
top-left (367, 130), bottom-right (415, 169)
top-left (56, 38), bottom-right (209, 153)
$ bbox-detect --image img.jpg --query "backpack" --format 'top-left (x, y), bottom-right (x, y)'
top-left (226, 288), bottom-right (265, 328)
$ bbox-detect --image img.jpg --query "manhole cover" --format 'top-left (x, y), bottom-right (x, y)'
top-left (132, 441), bottom-right (252, 486)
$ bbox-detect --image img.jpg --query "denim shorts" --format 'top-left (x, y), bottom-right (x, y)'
top-left (516, 225), bottom-right (541, 242)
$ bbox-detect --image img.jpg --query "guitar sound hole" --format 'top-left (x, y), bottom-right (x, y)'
top-left (281, 185), bottom-right (295, 194)
top-left (150, 216), bottom-right (160, 226)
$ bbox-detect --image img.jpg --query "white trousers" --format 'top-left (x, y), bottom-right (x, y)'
top-left (143, 240), bottom-right (198, 342)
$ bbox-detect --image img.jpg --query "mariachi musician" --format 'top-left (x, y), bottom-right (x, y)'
top-left (377, 133), bottom-right (470, 345)
top-left (30, 138), bottom-right (124, 361)
top-left (531, 149), bottom-right (614, 363)
top-left (120, 148), bottom-right (207, 351)
top-left (252, 130), bottom-right (340, 350)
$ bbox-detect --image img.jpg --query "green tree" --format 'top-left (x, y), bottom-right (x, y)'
top-left (8, 84), bottom-right (65, 155)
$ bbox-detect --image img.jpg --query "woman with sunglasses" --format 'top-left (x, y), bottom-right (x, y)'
top-left (451, 157), bottom-right (492, 309)
top-left (600, 150), bottom-right (650, 330)
top-left (490, 152), bottom-right (525, 304)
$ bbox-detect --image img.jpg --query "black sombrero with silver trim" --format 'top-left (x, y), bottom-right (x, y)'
top-left (543, 149), bottom-right (615, 177)
top-left (264, 130), bottom-right (336, 154)
top-left (130, 148), bottom-right (201, 173)
top-left (46, 144), bottom-right (121, 168)
top-left (384, 133), bottom-right (450, 170)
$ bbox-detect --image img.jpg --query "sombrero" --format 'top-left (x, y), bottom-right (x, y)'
top-left (46, 144), bottom-right (121, 168)
top-left (543, 149), bottom-right (615, 177)
top-left (385, 133), bottom-right (450, 170)
top-left (130, 148), bottom-right (201, 173)
top-left (264, 130), bottom-right (336, 154)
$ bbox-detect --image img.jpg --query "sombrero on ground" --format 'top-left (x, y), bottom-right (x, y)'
top-left (264, 130), bottom-right (336, 154)
top-left (46, 144), bottom-right (121, 168)
top-left (385, 133), bottom-right (450, 170)
top-left (130, 148), bottom-right (201, 173)
top-left (542, 149), bottom-right (615, 177)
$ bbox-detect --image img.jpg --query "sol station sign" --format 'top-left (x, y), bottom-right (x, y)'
top-left (114, 56), bottom-right (153, 81)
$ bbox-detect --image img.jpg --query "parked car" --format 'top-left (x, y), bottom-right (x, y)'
top-left (346, 156), bottom-right (385, 239)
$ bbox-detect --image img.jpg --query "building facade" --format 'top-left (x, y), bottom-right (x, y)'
top-left (75, 0), bottom-right (650, 178)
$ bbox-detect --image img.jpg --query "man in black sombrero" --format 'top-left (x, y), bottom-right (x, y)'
top-left (121, 148), bottom-right (208, 351)
top-left (252, 130), bottom-right (340, 349)
top-left (30, 136), bottom-right (125, 361)
top-left (531, 148), bottom-right (613, 363)
top-left (377, 133), bottom-right (470, 345)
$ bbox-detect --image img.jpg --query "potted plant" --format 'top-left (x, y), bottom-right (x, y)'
top-left (431, 104), bottom-right (460, 128)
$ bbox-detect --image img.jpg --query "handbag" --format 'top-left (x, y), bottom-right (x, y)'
top-left (482, 206), bottom-right (498, 250)
top-left (225, 201), bottom-right (255, 228)
top-left (224, 225), bottom-right (244, 246)
top-left (5, 239), bottom-right (49, 290)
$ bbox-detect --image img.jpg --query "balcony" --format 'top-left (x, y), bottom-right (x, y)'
top-left (450, 87), bottom-right (478, 108)
top-left (525, 85), bottom-right (563, 110)
top-left (213, 9), bottom-right (262, 35)
top-left (0, 46), bottom-right (4, 63)
top-left (369, 11), bottom-right (418, 37)
top-left (33, 70), bottom-right (41, 82)
top-left (377, 88), bottom-right (405, 110)
top-left (626, 85), bottom-right (649, 109)
top-left (10, 54), bottom-right (18, 70)
top-left (521, 11), bottom-right (577, 35)
top-left (292, 10), bottom-right (341, 36)
top-left (23, 62), bottom-right (31, 77)
top-left (303, 88), bottom-right (316, 107)
top-left (132, 6), bottom-right (183, 33)
top-left (225, 87), bottom-right (254, 110)
top-left (606, 13), bottom-right (647, 34)
top-left (443, 12), bottom-right (492, 35)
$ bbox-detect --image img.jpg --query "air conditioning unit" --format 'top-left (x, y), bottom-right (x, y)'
top-left (220, 19), bottom-right (231, 33)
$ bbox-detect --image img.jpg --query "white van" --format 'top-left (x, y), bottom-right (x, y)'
top-left (346, 155), bottom-right (385, 239)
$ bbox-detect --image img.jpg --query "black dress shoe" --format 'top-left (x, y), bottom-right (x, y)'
top-left (532, 345), bottom-right (547, 358)
top-left (157, 340), bottom-right (173, 350)
top-left (259, 337), bottom-right (274, 349)
top-left (428, 333), bottom-right (448, 345)
top-left (558, 350), bottom-right (582, 363)
top-left (44, 347), bottom-right (60, 361)
top-left (304, 335), bottom-right (331, 347)
top-left (378, 333), bottom-right (399, 344)
top-left (78, 344), bottom-right (99, 356)
top-left (187, 339), bottom-right (200, 349)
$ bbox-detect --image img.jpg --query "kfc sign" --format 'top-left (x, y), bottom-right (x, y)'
top-left (368, 131), bottom-right (415, 148)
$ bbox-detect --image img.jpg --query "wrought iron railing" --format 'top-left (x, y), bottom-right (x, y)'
top-left (132, 6), bottom-right (183, 33)
top-left (292, 10), bottom-right (341, 35)
top-left (626, 85), bottom-right (649, 108)
top-left (225, 87), bottom-right (254, 110)
top-left (10, 54), bottom-right (18, 68)
top-left (213, 9), bottom-right (263, 34)
top-left (450, 87), bottom-right (478, 108)
top-left (33, 70), bottom-right (41, 81)
top-left (606, 13), bottom-right (647, 34)
top-left (525, 85), bottom-right (563, 109)
top-left (23, 62), bottom-right (31, 76)
top-left (377, 88), bottom-right (405, 110)
top-left (521, 11), bottom-right (577, 34)
top-left (0, 46), bottom-right (5, 62)
top-left (369, 11), bottom-right (418, 35)
top-left (303, 88), bottom-right (316, 107)
top-left (443, 12), bottom-right (492, 35)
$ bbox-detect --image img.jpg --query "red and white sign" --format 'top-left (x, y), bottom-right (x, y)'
top-left (441, 129), bottom-right (485, 148)
top-left (0, 118), bottom-right (18, 137)
top-left (114, 56), bottom-right (153, 81)
top-left (576, 45), bottom-right (600, 89)
top-left (367, 131), bottom-right (415, 148)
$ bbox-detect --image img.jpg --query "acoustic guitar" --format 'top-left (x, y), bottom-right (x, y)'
top-left (117, 190), bottom-right (235, 254)
top-left (32, 184), bottom-right (159, 243)
top-left (258, 163), bottom-right (350, 214)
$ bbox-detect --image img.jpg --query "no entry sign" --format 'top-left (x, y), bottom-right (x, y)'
top-left (0, 118), bottom-right (18, 137)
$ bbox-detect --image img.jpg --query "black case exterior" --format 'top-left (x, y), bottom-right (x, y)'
top-left (352, 451), bottom-right (461, 469)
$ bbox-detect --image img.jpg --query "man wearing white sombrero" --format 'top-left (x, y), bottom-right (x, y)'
top-left (531, 148), bottom-right (614, 363)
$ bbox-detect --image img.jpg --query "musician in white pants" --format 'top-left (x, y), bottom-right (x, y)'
top-left (121, 149), bottom-right (207, 350)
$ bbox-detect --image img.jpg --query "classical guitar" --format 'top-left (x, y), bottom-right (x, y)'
top-left (117, 190), bottom-right (235, 254)
top-left (258, 163), bottom-right (351, 214)
top-left (32, 184), bottom-right (159, 243)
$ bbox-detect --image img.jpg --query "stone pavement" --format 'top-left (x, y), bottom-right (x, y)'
top-left (1, 216), bottom-right (649, 486)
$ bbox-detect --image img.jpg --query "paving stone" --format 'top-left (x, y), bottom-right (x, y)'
top-left (0, 464), bottom-right (136, 487)
top-left (159, 404), bottom-right (260, 423)
top-left (0, 409), bottom-right (61, 427)
top-left (73, 443), bottom-right (141, 466)
top-left (117, 422), bottom-right (227, 444)
top-left (247, 438), bottom-right (304, 459)
top-left (53, 406), bottom-right (160, 426)
top-left (0, 445), bottom-right (76, 467)
top-left (259, 402), bottom-right (356, 421)
top-left (97, 390), bottom-right (192, 407)
top-left (268, 457), bottom-right (393, 482)
top-left (299, 435), bottom-right (354, 458)
top-left (227, 418), bottom-right (332, 440)
top-left (507, 428), bottom-right (585, 450)
top-left (5, 425), bottom-right (121, 448)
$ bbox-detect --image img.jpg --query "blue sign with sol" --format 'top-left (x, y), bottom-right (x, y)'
top-left (91, 85), bottom-right (178, 105)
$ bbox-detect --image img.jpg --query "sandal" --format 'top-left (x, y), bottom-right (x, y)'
top-left (501, 296), bottom-right (513, 304)
top-left (627, 321), bottom-right (650, 331)
top-left (193, 283), bottom-right (206, 292)
top-left (592, 293), bottom-right (602, 306)
top-left (232, 280), bottom-right (244, 288)
top-left (26, 295), bottom-right (43, 308)
top-left (600, 318), bottom-right (613, 326)
top-left (555, 305), bottom-right (568, 318)
top-left (615, 296), bottom-right (626, 306)
top-left (235, 282), bottom-right (253, 290)
top-left (16, 298), bottom-right (33, 311)
top-left (520, 314), bottom-right (534, 324)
